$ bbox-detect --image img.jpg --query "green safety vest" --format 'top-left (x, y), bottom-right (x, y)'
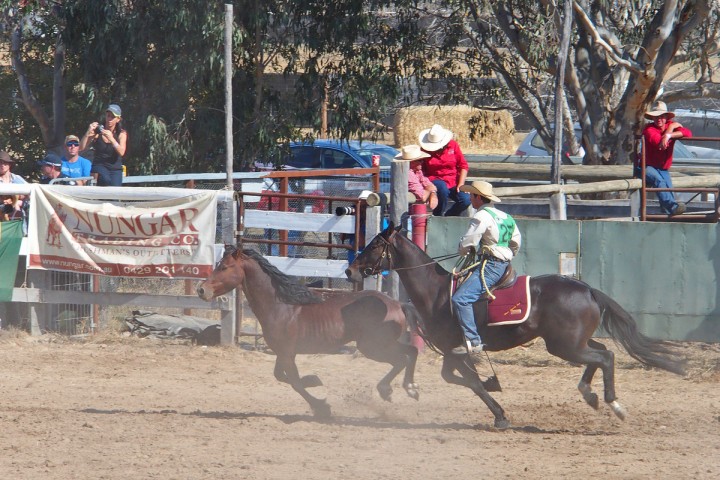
top-left (484, 207), bottom-right (516, 248)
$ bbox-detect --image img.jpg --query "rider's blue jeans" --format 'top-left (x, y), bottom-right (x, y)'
top-left (644, 166), bottom-right (679, 214)
top-left (452, 258), bottom-right (508, 346)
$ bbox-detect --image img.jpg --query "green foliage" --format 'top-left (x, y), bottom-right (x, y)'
top-left (5, 0), bottom-right (713, 176)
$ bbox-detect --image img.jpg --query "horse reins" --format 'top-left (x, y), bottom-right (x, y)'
top-left (360, 233), bottom-right (460, 278)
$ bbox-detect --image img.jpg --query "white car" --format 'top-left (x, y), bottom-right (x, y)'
top-left (514, 125), bottom-right (697, 163)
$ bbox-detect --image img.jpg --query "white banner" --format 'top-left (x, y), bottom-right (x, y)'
top-left (28, 186), bottom-right (217, 278)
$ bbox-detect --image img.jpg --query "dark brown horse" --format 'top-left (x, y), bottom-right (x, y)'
top-left (197, 246), bottom-right (419, 417)
top-left (345, 222), bottom-right (686, 429)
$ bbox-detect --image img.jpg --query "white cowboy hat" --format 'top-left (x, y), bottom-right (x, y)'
top-left (418, 124), bottom-right (453, 151)
top-left (459, 180), bottom-right (501, 203)
top-left (644, 101), bottom-right (675, 120)
top-left (393, 144), bottom-right (431, 162)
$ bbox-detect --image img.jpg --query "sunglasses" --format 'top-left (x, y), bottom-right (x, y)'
top-left (66, 142), bottom-right (80, 147)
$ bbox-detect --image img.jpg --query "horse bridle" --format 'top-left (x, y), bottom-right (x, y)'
top-left (359, 229), bottom-right (460, 278)
top-left (360, 234), bottom-right (394, 278)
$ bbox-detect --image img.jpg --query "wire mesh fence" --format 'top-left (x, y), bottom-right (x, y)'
top-left (12, 170), bottom-right (384, 336)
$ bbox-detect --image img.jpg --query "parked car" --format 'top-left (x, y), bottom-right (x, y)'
top-left (254, 139), bottom-right (397, 196)
top-left (514, 125), bottom-right (696, 163)
top-left (256, 139), bottom-right (398, 170)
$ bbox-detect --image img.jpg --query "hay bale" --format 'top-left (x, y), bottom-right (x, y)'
top-left (394, 106), bottom-right (515, 154)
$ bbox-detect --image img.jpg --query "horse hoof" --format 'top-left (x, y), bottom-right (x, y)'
top-left (494, 418), bottom-right (511, 430)
top-left (578, 382), bottom-right (599, 410)
top-left (483, 376), bottom-right (502, 392)
top-left (609, 400), bottom-right (627, 421)
top-left (377, 385), bottom-right (393, 402)
top-left (405, 385), bottom-right (420, 401)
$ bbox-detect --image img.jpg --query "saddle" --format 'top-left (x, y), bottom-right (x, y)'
top-left (471, 264), bottom-right (531, 328)
top-left (480, 263), bottom-right (518, 300)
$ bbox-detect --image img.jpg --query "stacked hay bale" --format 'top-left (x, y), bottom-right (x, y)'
top-left (394, 106), bottom-right (515, 154)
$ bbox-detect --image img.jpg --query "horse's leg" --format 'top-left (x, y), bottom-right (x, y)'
top-left (576, 338), bottom-right (606, 410)
top-left (401, 344), bottom-right (420, 400)
top-left (438, 355), bottom-right (501, 392)
top-left (274, 355), bottom-right (331, 417)
top-left (441, 356), bottom-right (509, 429)
top-left (358, 340), bottom-right (419, 402)
top-left (547, 339), bottom-right (626, 420)
top-left (274, 360), bottom-right (323, 388)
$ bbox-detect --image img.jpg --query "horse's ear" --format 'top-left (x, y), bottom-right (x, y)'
top-left (383, 221), bottom-right (394, 235)
top-left (399, 212), bottom-right (410, 230)
top-left (224, 244), bottom-right (237, 257)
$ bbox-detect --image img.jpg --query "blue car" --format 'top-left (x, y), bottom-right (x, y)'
top-left (283, 139), bottom-right (398, 169)
top-left (255, 139), bottom-right (397, 195)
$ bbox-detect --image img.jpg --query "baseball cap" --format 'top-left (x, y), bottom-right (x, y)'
top-left (107, 104), bottom-right (122, 117)
top-left (65, 135), bottom-right (80, 144)
top-left (38, 153), bottom-right (62, 168)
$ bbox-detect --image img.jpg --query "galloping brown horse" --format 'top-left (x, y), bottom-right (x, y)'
top-left (345, 222), bottom-right (686, 429)
top-left (197, 246), bottom-right (419, 417)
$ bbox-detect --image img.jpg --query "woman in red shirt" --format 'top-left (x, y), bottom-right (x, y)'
top-left (419, 124), bottom-right (470, 216)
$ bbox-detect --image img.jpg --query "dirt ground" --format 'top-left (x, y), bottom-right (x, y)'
top-left (0, 331), bottom-right (718, 480)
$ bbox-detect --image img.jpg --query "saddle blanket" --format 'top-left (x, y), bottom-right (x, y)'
top-left (487, 275), bottom-right (531, 326)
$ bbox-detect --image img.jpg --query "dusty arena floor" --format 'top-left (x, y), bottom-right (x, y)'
top-left (0, 331), bottom-right (717, 480)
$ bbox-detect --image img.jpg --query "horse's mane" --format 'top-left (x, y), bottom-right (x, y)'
top-left (241, 249), bottom-right (323, 305)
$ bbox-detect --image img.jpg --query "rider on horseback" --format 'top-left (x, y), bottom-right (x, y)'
top-left (451, 181), bottom-right (521, 355)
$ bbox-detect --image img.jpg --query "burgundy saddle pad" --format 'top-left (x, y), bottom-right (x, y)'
top-left (487, 275), bottom-right (531, 326)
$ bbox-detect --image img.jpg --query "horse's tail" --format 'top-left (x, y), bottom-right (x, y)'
top-left (591, 288), bottom-right (686, 376)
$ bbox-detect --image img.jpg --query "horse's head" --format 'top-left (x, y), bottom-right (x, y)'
top-left (197, 245), bottom-right (246, 301)
top-left (345, 221), bottom-right (399, 282)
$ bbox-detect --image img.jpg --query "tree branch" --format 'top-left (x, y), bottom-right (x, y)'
top-left (572, 1), bottom-right (642, 74)
top-left (10, 22), bottom-right (53, 146)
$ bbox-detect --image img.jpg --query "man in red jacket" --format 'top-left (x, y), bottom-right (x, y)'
top-left (641, 101), bottom-right (692, 215)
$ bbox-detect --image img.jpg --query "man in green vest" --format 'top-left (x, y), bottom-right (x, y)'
top-left (451, 181), bottom-right (522, 354)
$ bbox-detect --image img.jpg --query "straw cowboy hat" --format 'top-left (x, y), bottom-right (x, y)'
top-left (644, 101), bottom-right (675, 120)
top-left (418, 124), bottom-right (453, 151)
top-left (460, 180), bottom-right (501, 203)
top-left (393, 144), bottom-right (431, 162)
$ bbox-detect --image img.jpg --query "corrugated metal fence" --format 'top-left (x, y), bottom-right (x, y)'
top-left (426, 217), bottom-right (720, 342)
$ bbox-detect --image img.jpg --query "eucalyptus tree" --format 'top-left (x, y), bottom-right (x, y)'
top-left (1, 1), bottom-right (411, 175)
top-left (399, 0), bottom-right (718, 165)
top-left (0, 0), bottom-right (72, 176)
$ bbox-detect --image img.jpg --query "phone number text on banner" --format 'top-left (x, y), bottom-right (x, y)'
top-left (28, 186), bottom-right (217, 279)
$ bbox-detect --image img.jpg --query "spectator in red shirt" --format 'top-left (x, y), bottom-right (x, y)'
top-left (418, 124), bottom-right (470, 216)
top-left (641, 101), bottom-right (692, 215)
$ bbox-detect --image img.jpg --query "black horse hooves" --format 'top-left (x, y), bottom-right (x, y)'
top-left (377, 385), bottom-right (393, 402)
top-left (494, 418), bottom-right (511, 430)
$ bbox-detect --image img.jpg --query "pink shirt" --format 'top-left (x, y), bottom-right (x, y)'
top-left (408, 168), bottom-right (432, 201)
top-left (422, 139), bottom-right (468, 189)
